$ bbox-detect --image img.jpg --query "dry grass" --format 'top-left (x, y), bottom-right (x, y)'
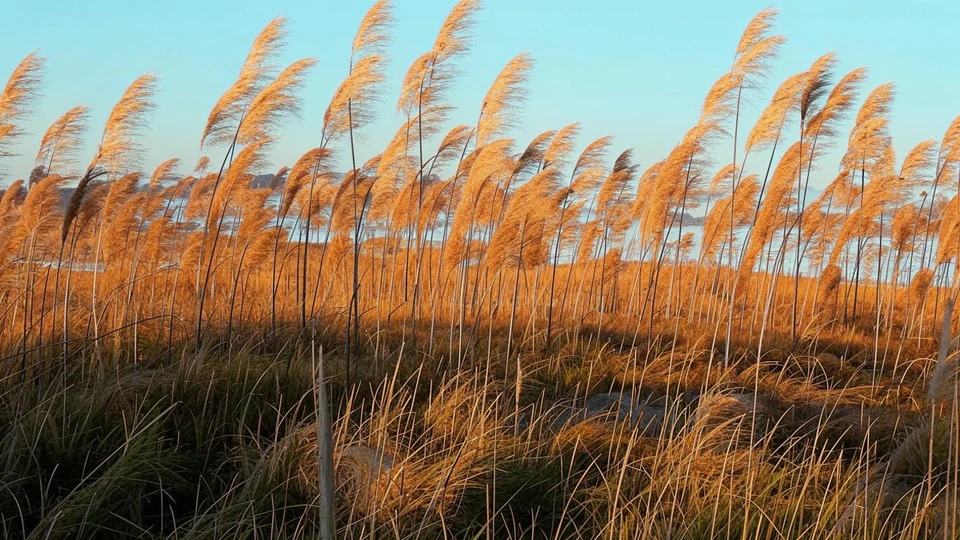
top-left (1, 2), bottom-right (960, 538)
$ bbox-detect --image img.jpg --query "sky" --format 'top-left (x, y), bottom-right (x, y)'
top-left (3, 0), bottom-right (960, 192)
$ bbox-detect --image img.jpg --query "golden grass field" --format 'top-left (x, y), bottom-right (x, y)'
top-left (1, 1), bottom-right (960, 538)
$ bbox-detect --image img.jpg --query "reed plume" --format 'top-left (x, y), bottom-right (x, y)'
top-left (238, 58), bottom-right (316, 145)
top-left (95, 74), bottom-right (158, 174)
top-left (701, 174), bottom-right (759, 261)
top-left (640, 125), bottom-right (713, 247)
top-left (569, 138), bottom-right (613, 197)
top-left (0, 52), bottom-right (45, 159)
top-left (14, 174), bottom-right (65, 246)
top-left (818, 264), bottom-right (843, 308)
top-left (477, 53), bottom-right (532, 146)
top-left (194, 156), bottom-right (211, 175)
top-left (331, 171), bottom-right (376, 235)
top-left (891, 203), bottom-right (920, 258)
top-left (738, 142), bottom-right (806, 279)
top-left (397, 0), bottom-right (480, 123)
top-left (541, 123), bottom-right (579, 170)
top-left (799, 54), bottom-right (836, 125)
top-left (580, 150), bottom-right (637, 261)
top-left (63, 74), bottom-right (156, 243)
top-left (801, 170), bottom-right (856, 265)
top-left (734, 8), bottom-right (781, 66)
top-left (202, 17), bottom-right (286, 147)
top-left (803, 68), bottom-right (867, 143)
top-left (744, 72), bottom-right (805, 154)
top-left (102, 173), bottom-right (142, 221)
top-left (0, 179), bottom-right (26, 221)
top-left (320, 1), bottom-right (393, 148)
top-left (281, 148), bottom-right (333, 219)
top-left (487, 168), bottom-right (560, 268)
top-left (34, 106), bottom-right (89, 178)
top-left (842, 83), bottom-right (895, 171)
top-left (824, 84), bottom-right (895, 270)
top-left (935, 196), bottom-right (960, 266)
top-left (322, 55), bottom-right (385, 142)
top-left (353, 0), bottom-right (393, 55)
top-left (446, 139), bottom-right (513, 266)
top-left (909, 268), bottom-right (935, 307)
top-left (210, 139), bottom-right (269, 225)
top-left (829, 139), bottom-right (933, 269)
top-left (488, 130), bottom-right (557, 226)
top-left (148, 158), bottom-right (180, 190)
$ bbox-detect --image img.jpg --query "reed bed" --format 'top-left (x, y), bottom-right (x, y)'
top-left (1, 2), bottom-right (959, 538)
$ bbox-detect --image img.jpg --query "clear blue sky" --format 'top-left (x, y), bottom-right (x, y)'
top-left (3, 0), bottom-right (959, 189)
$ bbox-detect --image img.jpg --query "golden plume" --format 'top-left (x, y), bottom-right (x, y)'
top-left (377, 106), bottom-right (451, 177)
top-left (34, 105), bottom-right (89, 177)
top-left (570, 136), bottom-right (613, 195)
top-left (95, 73), bottom-right (158, 173)
top-left (0, 52), bottom-right (45, 157)
top-left (194, 156), bottom-right (211, 175)
top-left (936, 196), bottom-right (960, 266)
top-left (102, 173), bottom-right (142, 221)
top-left (801, 170), bottom-right (856, 265)
top-left (744, 72), bottom-right (805, 154)
top-left (62, 74), bottom-right (156, 243)
top-left (803, 68), bottom-right (867, 143)
top-left (202, 17), bottom-right (286, 147)
top-left (433, 124), bottom-right (474, 170)
top-left (513, 129), bottom-right (555, 178)
top-left (829, 140), bottom-right (933, 268)
top-left (732, 32), bottom-right (783, 90)
top-left (418, 178), bottom-right (454, 234)
top-left (701, 174), bottom-right (759, 261)
top-left (446, 139), bottom-right (513, 265)
top-left (0, 179), bottom-right (26, 221)
top-left (320, 0), bottom-right (393, 146)
top-left (818, 264), bottom-right (843, 308)
top-left (281, 148), bottom-right (334, 219)
top-left (185, 173), bottom-right (218, 222)
top-left (542, 123), bottom-right (580, 170)
top-left (352, 0), bottom-right (394, 57)
top-left (269, 166), bottom-right (289, 191)
top-left (487, 168), bottom-right (560, 268)
top-left (640, 125), bottom-right (712, 245)
top-left (735, 8), bottom-right (778, 58)
top-left (580, 150), bottom-right (637, 263)
top-left (739, 142), bottom-right (807, 279)
top-left (631, 160), bottom-right (662, 223)
top-left (321, 55), bottom-right (385, 144)
top-left (210, 139), bottom-right (269, 225)
top-left (910, 268), bottom-right (935, 307)
top-left (707, 163), bottom-right (738, 197)
top-left (939, 116), bottom-right (960, 167)
top-left (799, 53), bottom-right (836, 123)
top-left (477, 53), bottom-right (532, 146)
top-left (705, 8), bottom-right (783, 129)
top-left (397, 0), bottom-right (480, 119)
top-left (841, 83), bottom-right (895, 172)
top-left (15, 174), bottom-right (66, 247)
top-left (890, 203), bottom-right (920, 256)
top-left (238, 58), bottom-right (316, 145)
top-left (149, 158), bottom-right (181, 190)
top-left (330, 171), bottom-right (376, 235)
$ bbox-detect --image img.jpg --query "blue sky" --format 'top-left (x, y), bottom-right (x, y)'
top-left (3, 0), bottom-right (959, 190)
